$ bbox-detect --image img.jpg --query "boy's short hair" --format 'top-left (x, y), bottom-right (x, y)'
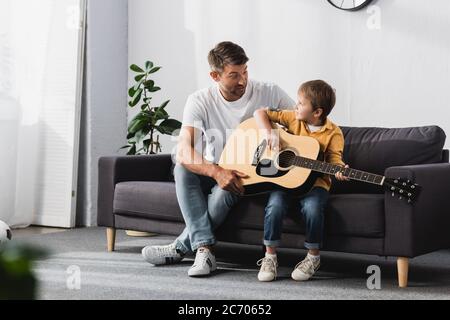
top-left (299, 80), bottom-right (336, 121)
top-left (208, 41), bottom-right (249, 73)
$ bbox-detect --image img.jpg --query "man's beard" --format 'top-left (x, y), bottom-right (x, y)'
top-left (230, 85), bottom-right (246, 98)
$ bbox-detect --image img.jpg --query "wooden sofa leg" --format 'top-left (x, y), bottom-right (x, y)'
top-left (107, 227), bottom-right (116, 252)
top-left (397, 257), bottom-right (409, 288)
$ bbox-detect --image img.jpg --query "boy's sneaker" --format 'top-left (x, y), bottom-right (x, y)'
top-left (291, 255), bottom-right (320, 281)
top-left (188, 247), bottom-right (216, 277)
top-left (141, 242), bottom-right (185, 265)
top-left (257, 255), bottom-right (278, 282)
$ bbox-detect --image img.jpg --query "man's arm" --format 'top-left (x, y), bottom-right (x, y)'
top-left (176, 126), bottom-right (247, 195)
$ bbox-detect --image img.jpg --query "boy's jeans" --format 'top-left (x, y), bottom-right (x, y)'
top-left (173, 164), bottom-right (240, 253)
top-left (263, 187), bottom-right (329, 250)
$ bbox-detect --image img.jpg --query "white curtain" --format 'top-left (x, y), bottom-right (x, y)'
top-left (0, 0), bottom-right (83, 228)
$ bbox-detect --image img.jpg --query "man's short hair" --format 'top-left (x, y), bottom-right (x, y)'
top-left (208, 41), bottom-right (249, 73)
top-left (299, 80), bottom-right (336, 121)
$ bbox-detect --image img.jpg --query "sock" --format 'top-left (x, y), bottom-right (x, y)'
top-left (172, 242), bottom-right (186, 256)
top-left (307, 253), bottom-right (320, 263)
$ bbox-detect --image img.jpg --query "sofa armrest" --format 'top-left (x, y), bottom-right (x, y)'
top-left (384, 163), bottom-right (450, 257)
top-left (97, 154), bottom-right (173, 227)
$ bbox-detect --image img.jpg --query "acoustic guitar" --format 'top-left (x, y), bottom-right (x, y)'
top-left (218, 118), bottom-right (420, 203)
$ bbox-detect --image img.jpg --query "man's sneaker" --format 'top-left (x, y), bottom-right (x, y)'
top-left (187, 248), bottom-right (216, 277)
top-left (141, 243), bottom-right (184, 265)
top-left (291, 255), bottom-right (320, 281)
top-left (257, 255), bottom-right (278, 282)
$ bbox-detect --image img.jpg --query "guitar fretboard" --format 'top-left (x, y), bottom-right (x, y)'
top-left (293, 156), bottom-right (384, 185)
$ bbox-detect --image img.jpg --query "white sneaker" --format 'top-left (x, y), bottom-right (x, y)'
top-left (257, 255), bottom-right (278, 282)
top-left (141, 242), bottom-right (184, 265)
top-left (187, 248), bottom-right (216, 277)
top-left (291, 255), bottom-right (320, 281)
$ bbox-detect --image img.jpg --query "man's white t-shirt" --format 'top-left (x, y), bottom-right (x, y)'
top-left (182, 79), bottom-right (295, 163)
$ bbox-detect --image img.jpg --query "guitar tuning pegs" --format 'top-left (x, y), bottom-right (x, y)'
top-left (407, 180), bottom-right (411, 183)
top-left (411, 185), bottom-right (415, 189)
top-left (402, 182), bottom-right (406, 186)
top-left (392, 192), bottom-right (395, 197)
top-left (394, 179), bottom-right (399, 183)
top-left (391, 187), bottom-right (395, 191)
top-left (408, 193), bottom-right (412, 197)
top-left (399, 196), bottom-right (403, 200)
top-left (400, 190), bottom-right (403, 194)
top-left (408, 199), bottom-right (412, 204)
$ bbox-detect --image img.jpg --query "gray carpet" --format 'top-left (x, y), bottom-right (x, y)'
top-left (15, 227), bottom-right (450, 300)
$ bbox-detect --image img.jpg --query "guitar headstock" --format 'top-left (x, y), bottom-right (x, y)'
top-left (383, 177), bottom-right (421, 204)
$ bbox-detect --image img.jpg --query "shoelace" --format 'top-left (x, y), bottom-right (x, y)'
top-left (154, 244), bottom-right (177, 257)
top-left (294, 257), bottom-right (317, 275)
top-left (257, 257), bottom-right (277, 274)
top-left (192, 250), bottom-right (210, 268)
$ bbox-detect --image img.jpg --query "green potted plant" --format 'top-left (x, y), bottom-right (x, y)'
top-left (122, 61), bottom-right (182, 237)
top-left (121, 60), bottom-right (182, 155)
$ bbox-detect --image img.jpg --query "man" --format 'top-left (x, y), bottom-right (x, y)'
top-left (142, 41), bottom-right (295, 277)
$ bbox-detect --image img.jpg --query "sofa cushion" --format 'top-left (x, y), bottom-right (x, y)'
top-left (114, 180), bottom-right (385, 238)
top-left (331, 126), bottom-right (446, 194)
top-left (113, 181), bottom-right (183, 222)
top-left (221, 193), bottom-right (385, 238)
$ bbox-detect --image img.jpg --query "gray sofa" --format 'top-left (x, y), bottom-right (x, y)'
top-left (98, 125), bottom-right (450, 287)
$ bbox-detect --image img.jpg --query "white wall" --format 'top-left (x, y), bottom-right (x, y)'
top-left (77, 0), bottom-right (128, 226)
top-left (129, 0), bottom-right (450, 152)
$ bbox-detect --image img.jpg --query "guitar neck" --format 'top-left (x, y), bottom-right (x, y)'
top-left (293, 156), bottom-right (385, 186)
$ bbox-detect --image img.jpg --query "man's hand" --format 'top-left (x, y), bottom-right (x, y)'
top-left (213, 167), bottom-right (248, 195)
top-left (335, 164), bottom-right (351, 181)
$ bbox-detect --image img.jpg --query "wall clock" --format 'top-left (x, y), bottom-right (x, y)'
top-left (327, 0), bottom-right (374, 11)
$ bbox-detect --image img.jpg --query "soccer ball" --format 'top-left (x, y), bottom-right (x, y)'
top-left (0, 220), bottom-right (12, 246)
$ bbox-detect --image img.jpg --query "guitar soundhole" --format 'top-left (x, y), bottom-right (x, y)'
top-left (277, 150), bottom-right (296, 170)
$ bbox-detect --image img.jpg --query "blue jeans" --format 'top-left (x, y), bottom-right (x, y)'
top-left (263, 187), bottom-right (329, 250)
top-left (173, 164), bottom-right (240, 253)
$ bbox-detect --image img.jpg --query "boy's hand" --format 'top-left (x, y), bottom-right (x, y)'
top-left (335, 164), bottom-right (351, 181)
top-left (265, 130), bottom-right (280, 151)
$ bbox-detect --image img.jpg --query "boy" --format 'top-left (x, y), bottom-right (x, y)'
top-left (253, 80), bottom-right (349, 282)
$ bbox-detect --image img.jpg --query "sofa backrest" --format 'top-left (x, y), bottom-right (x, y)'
top-left (331, 125), bottom-right (447, 194)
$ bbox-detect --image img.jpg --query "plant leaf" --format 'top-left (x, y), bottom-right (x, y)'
top-left (126, 144), bottom-right (136, 155)
top-left (130, 88), bottom-right (143, 107)
top-left (156, 119), bottom-right (182, 135)
top-left (128, 117), bottom-right (147, 134)
top-left (153, 107), bottom-right (169, 122)
top-left (143, 80), bottom-right (155, 89)
top-left (128, 86), bottom-right (137, 98)
top-left (133, 78), bottom-right (145, 91)
top-left (130, 64), bottom-right (144, 73)
top-left (159, 100), bottom-right (170, 109)
top-left (148, 66), bottom-right (161, 74)
top-left (134, 74), bottom-right (145, 82)
top-left (148, 86), bottom-right (161, 93)
top-left (145, 61), bottom-right (154, 71)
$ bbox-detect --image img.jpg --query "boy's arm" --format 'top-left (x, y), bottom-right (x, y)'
top-left (253, 108), bottom-right (279, 150)
top-left (265, 109), bottom-right (295, 128)
top-left (325, 131), bottom-right (346, 166)
top-left (326, 131), bottom-right (350, 181)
